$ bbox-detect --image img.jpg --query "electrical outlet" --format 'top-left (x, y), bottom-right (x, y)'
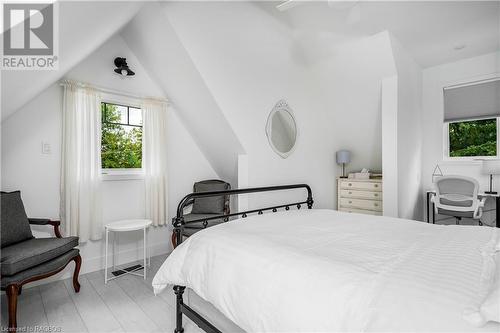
top-left (42, 142), bottom-right (51, 155)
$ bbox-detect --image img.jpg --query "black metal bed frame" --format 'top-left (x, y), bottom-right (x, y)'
top-left (171, 184), bottom-right (314, 333)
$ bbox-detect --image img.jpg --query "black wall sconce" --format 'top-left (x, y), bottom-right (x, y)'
top-left (114, 57), bottom-right (135, 77)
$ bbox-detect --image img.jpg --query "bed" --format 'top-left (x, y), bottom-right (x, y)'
top-left (153, 184), bottom-right (500, 332)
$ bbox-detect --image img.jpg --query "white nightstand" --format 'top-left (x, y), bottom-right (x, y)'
top-left (104, 219), bottom-right (152, 284)
top-left (337, 177), bottom-right (383, 216)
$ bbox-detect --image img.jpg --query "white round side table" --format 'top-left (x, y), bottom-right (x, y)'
top-left (104, 219), bottom-right (152, 284)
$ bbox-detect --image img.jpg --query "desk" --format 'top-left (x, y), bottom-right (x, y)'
top-left (426, 191), bottom-right (500, 228)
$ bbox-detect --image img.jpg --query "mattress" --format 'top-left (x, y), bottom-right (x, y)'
top-left (153, 209), bottom-right (500, 332)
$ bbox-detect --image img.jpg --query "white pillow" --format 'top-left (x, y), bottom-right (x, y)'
top-left (464, 234), bottom-right (500, 326)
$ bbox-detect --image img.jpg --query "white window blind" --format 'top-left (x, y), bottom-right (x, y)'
top-left (444, 79), bottom-right (500, 122)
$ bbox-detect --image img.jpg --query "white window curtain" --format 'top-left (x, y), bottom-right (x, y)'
top-left (60, 81), bottom-right (103, 242)
top-left (142, 99), bottom-right (168, 226)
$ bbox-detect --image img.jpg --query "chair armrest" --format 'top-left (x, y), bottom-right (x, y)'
top-left (182, 199), bottom-right (194, 214)
top-left (430, 193), bottom-right (438, 214)
top-left (28, 218), bottom-right (62, 238)
top-left (473, 197), bottom-right (488, 219)
top-left (28, 218), bottom-right (52, 225)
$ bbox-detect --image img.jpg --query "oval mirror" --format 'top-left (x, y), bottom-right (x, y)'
top-left (266, 100), bottom-right (298, 159)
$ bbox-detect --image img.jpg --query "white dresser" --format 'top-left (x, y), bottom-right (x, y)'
top-left (337, 177), bottom-right (383, 216)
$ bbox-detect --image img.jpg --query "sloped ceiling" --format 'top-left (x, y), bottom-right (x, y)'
top-left (1, 0), bottom-right (244, 186)
top-left (64, 34), bottom-right (164, 99)
top-left (121, 2), bottom-right (245, 185)
top-left (258, 1), bottom-right (500, 68)
top-left (1, 1), bottom-right (144, 120)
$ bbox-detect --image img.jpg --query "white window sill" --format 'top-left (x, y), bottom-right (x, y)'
top-left (102, 169), bottom-right (144, 181)
top-left (441, 157), bottom-right (496, 165)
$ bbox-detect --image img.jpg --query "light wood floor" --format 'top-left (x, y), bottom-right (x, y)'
top-left (0, 255), bottom-right (203, 333)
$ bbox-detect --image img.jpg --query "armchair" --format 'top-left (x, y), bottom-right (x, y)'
top-left (171, 180), bottom-right (231, 247)
top-left (1, 191), bottom-right (81, 330)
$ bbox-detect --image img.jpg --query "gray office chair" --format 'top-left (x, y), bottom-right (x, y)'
top-left (432, 175), bottom-right (486, 225)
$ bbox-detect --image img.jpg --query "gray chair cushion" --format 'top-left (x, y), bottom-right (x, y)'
top-left (439, 197), bottom-right (473, 207)
top-left (437, 208), bottom-right (474, 218)
top-left (191, 181), bottom-right (230, 214)
top-left (1, 237), bottom-right (79, 276)
top-left (181, 213), bottom-right (224, 237)
top-left (1, 191), bottom-right (33, 248)
top-left (1, 249), bottom-right (79, 289)
top-left (438, 197), bottom-right (475, 218)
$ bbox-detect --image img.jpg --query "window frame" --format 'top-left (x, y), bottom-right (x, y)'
top-left (443, 116), bottom-right (500, 161)
top-left (441, 74), bottom-right (500, 163)
top-left (100, 96), bottom-right (144, 180)
top-left (102, 101), bottom-right (143, 129)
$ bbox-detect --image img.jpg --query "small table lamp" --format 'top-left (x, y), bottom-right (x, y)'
top-left (482, 160), bottom-right (500, 194)
top-left (336, 150), bottom-right (351, 178)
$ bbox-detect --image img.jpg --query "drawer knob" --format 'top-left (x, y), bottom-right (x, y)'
top-left (348, 183), bottom-right (352, 186)
top-left (349, 201), bottom-right (352, 204)
top-left (348, 191), bottom-right (352, 194)
top-left (374, 203), bottom-right (378, 207)
top-left (374, 184), bottom-right (379, 188)
top-left (374, 193), bottom-right (378, 197)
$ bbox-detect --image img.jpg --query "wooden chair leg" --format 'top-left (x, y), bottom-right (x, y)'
top-left (72, 255), bottom-right (82, 293)
top-left (6, 284), bottom-right (19, 331)
top-left (171, 231), bottom-right (177, 248)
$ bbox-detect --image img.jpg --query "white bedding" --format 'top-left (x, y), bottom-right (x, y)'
top-left (153, 209), bottom-right (500, 332)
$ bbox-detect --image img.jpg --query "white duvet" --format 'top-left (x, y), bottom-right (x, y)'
top-left (153, 209), bottom-right (500, 332)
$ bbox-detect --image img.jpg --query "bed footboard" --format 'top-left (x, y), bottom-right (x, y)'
top-left (172, 184), bottom-right (313, 333)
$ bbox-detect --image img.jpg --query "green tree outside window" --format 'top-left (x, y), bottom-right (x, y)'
top-left (101, 103), bottom-right (142, 168)
top-left (449, 118), bottom-right (496, 157)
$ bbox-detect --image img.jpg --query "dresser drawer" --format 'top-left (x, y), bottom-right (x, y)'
top-left (340, 189), bottom-right (382, 200)
top-left (340, 198), bottom-right (382, 211)
top-left (339, 181), bottom-right (381, 191)
top-left (339, 207), bottom-right (382, 216)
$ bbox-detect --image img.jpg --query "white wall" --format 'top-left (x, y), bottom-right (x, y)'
top-left (390, 35), bottom-right (423, 221)
top-left (309, 31), bottom-right (397, 173)
top-left (308, 32), bottom-right (397, 210)
top-left (1, 34), bottom-right (217, 282)
top-left (160, 2), bottom-right (397, 210)
top-left (421, 51), bottom-right (500, 225)
top-left (381, 76), bottom-right (399, 217)
top-left (162, 1), bottom-right (324, 208)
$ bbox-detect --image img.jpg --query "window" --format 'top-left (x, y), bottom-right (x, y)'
top-left (101, 102), bottom-right (142, 170)
top-left (443, 78), bottom-right (500, 159)
top-left (448, 118), bottom-right (497, 157)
